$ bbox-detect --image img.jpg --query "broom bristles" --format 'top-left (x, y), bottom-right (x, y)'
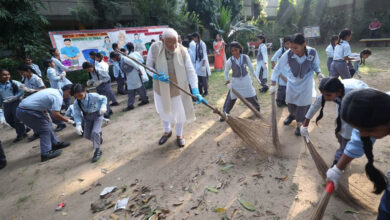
top-left (225, 115), bottom-right (276, 155)
top-left (304, 138), bottom-right (372, 210)
top-left (310, 182), bottom-right (335, 220)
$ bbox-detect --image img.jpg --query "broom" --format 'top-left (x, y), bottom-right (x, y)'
top-left (118, 51), bottom-right (275, 154)
top-left (309, 181), bottom-right (335, 220)
top-left (231, 88), bottom-right (264, 120)
top-left (303, 137), bottom-right (371, 210)
top-left (270, 92), bottom-right (282, 155)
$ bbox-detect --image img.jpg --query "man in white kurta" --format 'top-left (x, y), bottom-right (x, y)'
top-left (146, 28), bottom-right (207, 148)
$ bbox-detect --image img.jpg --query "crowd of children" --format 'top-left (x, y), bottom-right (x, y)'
top-left (2, 26), bottom-right (390, 219)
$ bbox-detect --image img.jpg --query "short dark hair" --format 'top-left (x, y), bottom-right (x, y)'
top-left (82, 62), bottom-right (93, 69)
top-left (70, 83), bottom-right (85, 96)
top-left (49, 48), bottom-right (57, 56)
top-left (89, 51), bottom-right (96, 56)
top-left (64, 39), bottom-right (71, 42)
top-left (109, 51), bottom-right (120, 60)
top-left (112, 43), bottom-right (118, 50)
top-left (61, 84), bottom-right (73, 91)
top-left (44, 59), bottom-right (53, 68)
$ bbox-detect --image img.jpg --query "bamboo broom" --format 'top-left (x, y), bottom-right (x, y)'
top-left (231, 88), bottom-right (264, 119)
top-left (309, 181), bottom-right (335, 220)
top-left (303, 137), bottom-right (371, 210)
top-left (118, 51), bottom-right (274, 154)
top-left (270, 92), bottom-right (282, 155)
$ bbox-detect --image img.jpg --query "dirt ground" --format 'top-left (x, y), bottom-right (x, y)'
top-left (0, 44), bottom-right (389, 220)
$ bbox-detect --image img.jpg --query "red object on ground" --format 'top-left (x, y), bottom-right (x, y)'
top-left (55, 202), bottom-right (66, 211)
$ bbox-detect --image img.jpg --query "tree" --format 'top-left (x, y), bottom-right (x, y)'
top-left (0, 0), bottom-right (49, 59)
top-left (277, 0), bottom-right (296, 26)
top-left (297, 0), bottom-right (312, 29)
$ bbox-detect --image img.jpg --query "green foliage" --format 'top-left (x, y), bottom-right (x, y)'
top-left (277, 0), bottom-right (297, 26)
top-left (70, 2), bottom-right (99, 26)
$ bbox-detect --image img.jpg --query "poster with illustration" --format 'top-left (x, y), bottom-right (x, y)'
top-left (49, 26), bottom-right (168, 70)
top-left (303, 26), bottom-right (320, 38)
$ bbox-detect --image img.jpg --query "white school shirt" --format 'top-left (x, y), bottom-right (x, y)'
top-left (325, 44), bottom-right (335, 58)
top-left (271, 47), bottom-right (321, 106)
top-left (51, 56), bottom-right (69, 74)
top-left (24, 74), bottom-right (45, 90)
top-left (194, 41), bottom-right (210, 77)
top-left (333, 40), bottom-right (351, 61)
top-left (257, 43), bottom-right (268, 64)
top-left (305, 79), bottom-right (368, 139)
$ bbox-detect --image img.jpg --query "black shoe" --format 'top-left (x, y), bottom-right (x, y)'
top-left (283, 115), bottom-right (295, 125)
top-left (122, 106), bottom-right (134, 112)
top-left (104, 115), bottom-right (111, 119)
top-left (276, 100), bottom-right (283, 107)
top-left (92, 149), bottom-right (102, 163)
top-left (138, 100), bottom-right (149, 106)
top-left (259, 87), bottom-right (269, 93)
top-left (54, 124), bottom-right (67, 132)
top-left (158, 131), bottom-right (172, 145)
top-left (28, 133), bottom-right (40, 142)
top-left (295, 127), bottom-right (301, 136)
top-left (41, 149), bottom-right (62, 162)
top-left (177, 138), bottom-right (186, 148)
top-left (52, 141), bottom-right (71, 151)
top-left (0, 160), bottom-right (7, 169)
top-left (13, 134), bottom-right (27, 143)
top-left (110, 102), bottom-right (119, 106)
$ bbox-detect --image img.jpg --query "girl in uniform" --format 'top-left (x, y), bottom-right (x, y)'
top-left (0, 69), bottom-right (27, 142)
top-left (192, 32), bottom-right (210, 96)
top-left (71, 84), bottom-right (106, 163)
top-left (221, 41), bottom-right (261, 122)
top-left (325, 35), bottom-right (339, 73)
top-left (326, 89), bottom-right (390, 220)
top-left (271, 36), bottom-right (292, 107)
top-left (18, 64), bottom-right (45, 93)
top-left (300, 77), bottom-right (368, 165)
top-left (330, 29), bottom-right (353, 79)
top-left (352, 49), bottom-right (372, 78)
top-left (270, 33), bottom-right (324, 136)
top-left (256, 35), bottom-right (269, 93)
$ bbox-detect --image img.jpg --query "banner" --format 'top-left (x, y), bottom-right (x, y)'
top-left (303, 26), bottom-right (320, 38)
top-left (48, 26), bottom-right (168, 70)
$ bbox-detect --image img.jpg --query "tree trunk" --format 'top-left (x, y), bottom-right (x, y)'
top-left (298, 0), bottom-right (312, 29)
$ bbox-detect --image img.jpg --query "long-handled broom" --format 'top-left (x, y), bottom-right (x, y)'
top-left (303, 137), bottom-right (371, 210)
top-left (118, 51), bottom-right (274, 154)
top-left (309, 181), bottom-right (335, 220)
top-left (270, 92), bottom-right (282, 155)
top-left (231, 88), bottom-right (264, 120)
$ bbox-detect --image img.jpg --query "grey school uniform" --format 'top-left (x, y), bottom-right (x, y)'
top-left (271, 47), bottom-right (321, 123)
top-left (119, 56), bottom-right (148, 107)
top-left (305, 78), bottom-right (368, 161)
top-left (256, 43), bottom-right (268, 88)
top-left (330, 40), bottom-right (352, 79)
top-left (223, 54), bottom-right (260, 114)
top-left (73, 93), bottom-right (107, 150)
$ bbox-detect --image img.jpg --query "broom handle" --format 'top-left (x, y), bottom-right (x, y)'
top-left (117, 51), bottom-right (223, 117)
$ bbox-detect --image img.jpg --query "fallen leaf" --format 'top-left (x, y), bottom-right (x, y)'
top-left (230, 208), bottom-right (238, 219)
top-left (80, 187), bottom-right (92, 195)
top-left (344, 209), bottom-right (359, 214)
top-left (252, 173), bottom-right (263, 178)
top-left (275, 176), bottom-right (289, 181)
top-left (221, 164), bottom-right (234, 172)
top-left (128, 204), bottom-right (136, 213)
top-left (161, 209), bottom-right (170, 214)
top-left (173, 202), bottom-right (183, 206)
top-left (206, 187), bottom-right (219, 193)
top-left (238, 199), bottom-right (256, 212)
top-left (214, 207), bottom-right (226, 213)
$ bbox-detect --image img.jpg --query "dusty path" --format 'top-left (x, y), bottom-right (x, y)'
top-left (0, 45), bottom-right (389, 220)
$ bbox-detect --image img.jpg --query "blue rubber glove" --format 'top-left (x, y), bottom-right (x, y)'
top-left (192, 88), bottom-right (208, 104)
top-left (153, 72), bottom-right (170, 84)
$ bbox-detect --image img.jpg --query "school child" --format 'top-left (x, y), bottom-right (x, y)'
top-left (112, 49), bottom-right (126, 95)
top-left (330, 29), bottom-right (354, 79)
top-left (126, 42), bottom-right (149, 84)
top-left (325, 35), bottom-right (339, 73)
top-left (16, 86), bottom-right (74, 162)
top-left (95, 53), bottom-right (119, 107)
top-left (71, 84), bottom-right (106, 162)
top-left (270, 33), bottom-right (324, 136)
top-left (326, 89), bottom-right (390, 220)
top-left (0, 140), bottom-right (6, 169)
top-left (256, 35), bottom-right (269, 93)
top-left (352, 49), bottom-right (372, 78)
top-left (221, 41), bottom-right (261, 122)
top-left (192, 32), bottom-right (210, 96)
top-left (82, 62), bottom-right (113, 119)
top-left (110, 51), bottom-right (149, 112)
top-left (18, 64), bottom-right (45, 93)
top-left (44, 59), bottom-right (72, 132)
top-left (49, 48), bottom-right (69, 76)
top-left (24, 55), bottom-right (42, 77)
top-left (271, 36), bottom-right (292, 107)
top-left (300, 77), bottom-right (368, 165)
top-left (0, 69), bottom-right (28, 142)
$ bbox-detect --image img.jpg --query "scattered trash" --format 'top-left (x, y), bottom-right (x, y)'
top-left (221, 164), bottom-right (234, 172)
top-left (101, 168), bottom-right (108, 174)
top-left (91, 199), bottom-right (114, 213)
top-left (214, 207), bottom-right (227, 213)
top-left (238, 198), bottom-right (256, 212)
top-left (344, 209), bottom-right (359, 214)
top-left (206, 187), bottom-right (219, 193)
top-left (114, 197), bottom-right (129, 211)
top-left (55, 202), bottom-right (66, 211)
top-left (100, 186), bottom-right (117, 198)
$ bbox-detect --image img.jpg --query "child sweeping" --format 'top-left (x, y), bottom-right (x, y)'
top-left (271, 36), bottom-right (292, 107)
top-left (270, 33), bottom-right (324, 136)
top-left (220, 41), bottom-right (261, 122)
top-left (326, 89), bottom-right (390, 219)
top-left (256, 35), bottom-right (269, 93)
top-left (71, 83), bottom-right (106, 163)
top-left (300, 77), bottom-right (368, 165)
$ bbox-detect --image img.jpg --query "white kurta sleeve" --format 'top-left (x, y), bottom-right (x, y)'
top-left (305, 95), bottom-right (323, 119)
top-left (224, 58), bottom-right (232, 81)
top-left (271, 48), bottom-right (282, 62)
